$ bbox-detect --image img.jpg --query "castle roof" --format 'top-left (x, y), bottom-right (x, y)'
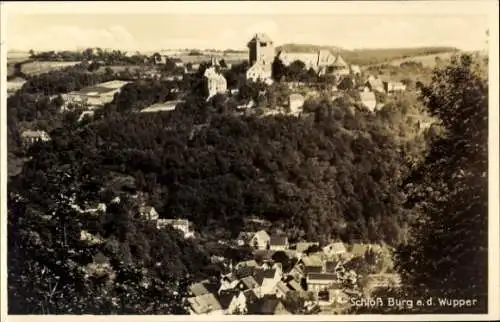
top-left (247, 33), bottom-right (273, 46)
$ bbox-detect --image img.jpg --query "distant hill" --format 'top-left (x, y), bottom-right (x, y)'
top-left (275, 43), bottom-right (460, 66)
top-left (276, 43), bottom-right (344, 53)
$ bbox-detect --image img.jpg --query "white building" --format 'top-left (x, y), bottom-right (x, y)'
top-left (20, 130), bottom-right (51, 147)
top-left (140, 100), bottom-right (184, 113)
top-left (288, 93), bottom-right (305, 114)
top-left (250, 230), bottom-right (271, 249)
top-left (323, 242), bottom-right (347, 257)
top-left (157, 219), bottom-right (195, 238)
top-left (359, 91), bottom-right (377, 112)
top-left (204, 67), bottom-right (227, 99)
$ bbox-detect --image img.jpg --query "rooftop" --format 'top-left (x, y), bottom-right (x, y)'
top-left (295, 242), bottom-right (319, 253)
top-left (189, 281), bottom-right (212, 297)
top-left (248, 33), bottom-right (273, 45)
top-left (307, 272), bottom-right (339, 281)
top-left (140, 100), bottom-right (184, 113)
top-left (270, 235), bottom-right (288, 246)
top-left (240, 276), bottom-right (259, 290)
top-left (360, 91), bottom-right (376, 101)
top-left (289, 93), bottom-right (305, 101)
top-left (68, 80), bottom-right (130, 96)
top-left (21, 130), bottom-right (49, 138)
top-left (187, 293), bottom-right (223, 314)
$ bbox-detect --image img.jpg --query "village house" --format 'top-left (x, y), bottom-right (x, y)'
top-left (324, 260), bottom-right (343, 274)
top-left (286, 278), bottom-right (306, 293)
top-left (359, 91), bottom-right (377, 112)
top-left (300, 253), bottom-right (324, 268)
top-left (156, 219), bottom-right (195, 238)
top-left (250, 230), bottom-right (271, 250)
top-left (306, 273), bottom-right (342, 293)
top-left (226, 289), bottom-right (259, 314)
top-left (139, 206), bottom-right (159, 221)
top-left (60, 80), bottom-right (130, 111)
top-left (80, 230), bottom-right (104, 246)
top-left (235, 259), bottom-right (259, 270)
top-left (323, 241), bottom-right (347, 257)
top-left (364, 76), bottom-right (386, 93)
top-left (294, 242), bottom-right (319, 256)
top-left (188, 280), bottom-right (218, 297)
top-left (331, 55), bottom-right (350, 76)
top-left (273, 280), bottom-right (290, 299)
top-left (385, 81), bottom-right (407, 93)
top-left (288, 93), bottom-right (305, 115)
top-left (187, 293), bottom-right (225, 315)
top-left (140, 100), bottom-right (184, 113)
top-left (236, 231), bottom-right (255, 246)
top-left (219, 272), bottom-right (240, 293)
top-left (154, 54), bottom-right (169, 64)
top-left (204, 66), bottom-right (227, 99)
top-left (248, 296), bottom-right (291, 315)
top-left (239, 275), bottom-right (260, 292)
top-left (255, 267), bottom-right (283, 296)
top-left (20, 130), bottom-right (51, 147)
top-left (350, 64), bottom-right (361, 75)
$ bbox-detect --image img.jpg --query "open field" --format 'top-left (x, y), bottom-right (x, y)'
top-left (167, 52), bottom-right (248, 65)
top-left (384, 51), bottom-right (458, 68)
top-left (7, 51), bottom-right (31, 62)
top-left (19, 61), bottom-right (82, 76)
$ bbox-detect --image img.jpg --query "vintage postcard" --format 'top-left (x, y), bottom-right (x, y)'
top-left (1, 1), bottom-right (498, 321)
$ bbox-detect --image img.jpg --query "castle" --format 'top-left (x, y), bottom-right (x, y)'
top-left (245, 33), bottom-right (275, 84)
top-left (245, 33), bottom-right (352, 83)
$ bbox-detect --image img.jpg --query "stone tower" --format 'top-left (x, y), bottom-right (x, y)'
top-left (247, 33), bottom-right (275, 66)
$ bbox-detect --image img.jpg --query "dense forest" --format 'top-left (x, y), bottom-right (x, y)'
top-left (350, 53), bottom-right (489, 314)
top-left (7, 50), bottom-right (488, 313)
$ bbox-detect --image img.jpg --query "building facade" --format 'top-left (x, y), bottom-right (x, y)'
top-left (204, 67), bottom-right (227, 99)
top-left (246, 33), bottom-right (275, 82)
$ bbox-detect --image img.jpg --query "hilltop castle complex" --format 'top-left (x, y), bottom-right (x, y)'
top-left (245, 33), bottom-right (355, 83)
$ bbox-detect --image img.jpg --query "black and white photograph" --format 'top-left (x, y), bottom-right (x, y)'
top-left (1, 1), bottom-right (498, 319)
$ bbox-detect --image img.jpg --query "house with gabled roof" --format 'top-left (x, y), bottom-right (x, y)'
top-left (247, 295), bottom-right (291, 315)
top-left (273, 280), bottom-right (289, 299)
top-left (187, 293), bottom-right (224, 315)
top-left (360, 91), bottom-right (377, 112)
top-left (239, 275), bottom-right (260, 291)
top-left (21, 130), bottom-right (51, 148)
top-left (306, 273), bottom-right (341, 293)
top-left (156, 218), bottom-right (195, 238)
top-left (139, 206), bottom-right (159, 221)
top-left (236, 231), bottom-right (255, 246)
top-left (350, 64), bottom-right (361, 75)
top-left (189, 280), bottom-right (218, 297)
top-left (365, 75), bottom-right (386, 93)
top-left (286, 278), bottom-right (306, 293)
top-left (228, 288), bottom-right (259, 314)
top-left (250, 230), bottom-right (271, 250)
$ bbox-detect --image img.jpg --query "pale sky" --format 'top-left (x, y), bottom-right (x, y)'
top-left (6, 12), bottom-right (490, 52)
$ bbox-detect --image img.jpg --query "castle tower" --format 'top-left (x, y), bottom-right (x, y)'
top-left (247, 33), bottom-right (275, 66)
